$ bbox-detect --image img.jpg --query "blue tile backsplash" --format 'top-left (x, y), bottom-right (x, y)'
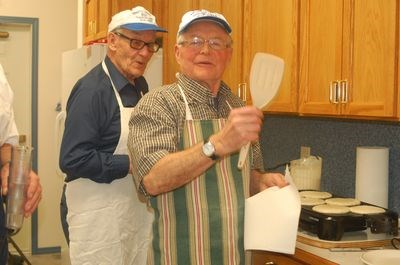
top-left (260, 114), bottom-right (400, 214)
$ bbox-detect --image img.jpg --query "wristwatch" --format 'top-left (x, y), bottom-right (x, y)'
top-left (202, 136), bottom-right (219, 160)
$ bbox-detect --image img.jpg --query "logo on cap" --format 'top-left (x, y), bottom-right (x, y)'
top-left (108, 6), bottom-right (167, 33)
top-left (132, 8), bottom-right (155, 23)
top-left (178, 9), bottom-right (232, 34)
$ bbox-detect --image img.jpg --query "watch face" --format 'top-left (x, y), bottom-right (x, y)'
top-left (203, 141), bottom-right (215, 157)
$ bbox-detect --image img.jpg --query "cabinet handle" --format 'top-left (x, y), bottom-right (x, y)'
top-left (340, 79), bottom-right (348, 103)
top-left (329, 80), bottom-right (340, 104)
top-left (238, 83), bottom-right (247, 102)
top-left (265, 262), bottom-right (277, 265)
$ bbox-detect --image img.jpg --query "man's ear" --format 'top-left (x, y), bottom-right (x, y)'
top-left (107, 32), bottom-right (118, 51)
top-left (174, 44), bottom-right (181, 64)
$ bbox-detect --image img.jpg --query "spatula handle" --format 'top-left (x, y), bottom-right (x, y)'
top-left (238, 142), bottom-right (251, 169)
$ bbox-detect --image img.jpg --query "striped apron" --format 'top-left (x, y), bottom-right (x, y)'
top-left (148, 86), bottom-right (251, 265)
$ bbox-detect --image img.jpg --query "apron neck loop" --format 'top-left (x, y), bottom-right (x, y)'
top-left (177, 83), bottom-right (193, 121)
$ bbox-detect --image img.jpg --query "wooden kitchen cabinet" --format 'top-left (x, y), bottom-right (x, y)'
top-left (298, 0), bottom-right (399, 119)
top-left (83, 0), bottom-right (162, 44)
top-left (83, 0), bottom-right (112, 43)
top-left (83, 0), bottom-right (400, 120)
top-left (115, 0), bottom-right (162, 23)
top-left (162, 0), bottom-right (298, 106)
top-left (252, 249), bottom-right (338, 265)
top-left (242, 0), bottom-right (399, 118)
top-left (242, 0), bottom-right (299, 112)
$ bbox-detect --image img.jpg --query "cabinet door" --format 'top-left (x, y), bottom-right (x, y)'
top-left (215, 0), bottom-right (244, 95)
top-left (298, 0), bottom-right (343, 115)
top-left (97, 0), bottom-right (112, 38)
top-left (117, 0), bottom-right (152, 10)
top-left (161, 0), bottom-right (193, 85)
top-left (243, 0), bottom-right (298, 112)
top-left (341, 0), bottom-right (397, 118)
top-left (83, 0), bottom-right (112, 43)
top-left (115, 0), bottom-right (158, 17)
top-left (299, 0), bottom-right (399, 119)
top-left (252, 250), bottom-right (305, 265)
top-left (84, 0), bottom-right (97, 43)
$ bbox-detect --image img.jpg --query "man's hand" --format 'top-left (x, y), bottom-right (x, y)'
top-left (251, 170), bottom-right (288, 195)
top-left (1, 161), bottom-right (10, 195)
top-left (212, 106), bottom-right (263, 157)
top-left (1, 163), bottom-right (42, 218)
top-left (24, 170), bottom-right (42, 217)
top-left (258, 172), bottom-right (288, 191)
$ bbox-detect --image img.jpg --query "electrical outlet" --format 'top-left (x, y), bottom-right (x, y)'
top-left (300, 146), bottom-right (311, 158)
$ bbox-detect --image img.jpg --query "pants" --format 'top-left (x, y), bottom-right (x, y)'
top-left (59, 184), bottom-right (69, 245)
top-left (1, 195), bottom-right (9, 264)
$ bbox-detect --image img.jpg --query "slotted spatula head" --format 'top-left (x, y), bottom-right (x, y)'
top-left (237, 53), bottom-right (284, 169)
top-left (250, 53), bottom-right (285, 109)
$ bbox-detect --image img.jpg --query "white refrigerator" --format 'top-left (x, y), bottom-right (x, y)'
top-left (55, 43), bottom-right (163, 178)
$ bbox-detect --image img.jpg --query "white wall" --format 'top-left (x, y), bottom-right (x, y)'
top-left (0, 0), bottom-right (79, 252)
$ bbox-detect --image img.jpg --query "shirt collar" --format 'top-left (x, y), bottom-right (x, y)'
top-left (176, 73), bottom-right (231, 106)
top-left (104, 56), bottom-right (130, 92)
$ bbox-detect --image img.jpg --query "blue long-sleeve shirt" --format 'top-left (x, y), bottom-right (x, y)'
top-left (59, 56), bottom-right (148, 183)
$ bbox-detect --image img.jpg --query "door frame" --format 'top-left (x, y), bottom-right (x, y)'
top-left (0, 16), bottom-right (58, 255)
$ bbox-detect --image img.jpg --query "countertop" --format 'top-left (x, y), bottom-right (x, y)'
top-left (296, 229), bottom-right (398, 265)
top-left (296, 241), bottom-right (370, 265)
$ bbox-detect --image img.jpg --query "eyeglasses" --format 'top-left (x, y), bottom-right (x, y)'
top-left (114, 32), bottom-right (160, 53)
top-left (178, 36), bottom-right (231, 51)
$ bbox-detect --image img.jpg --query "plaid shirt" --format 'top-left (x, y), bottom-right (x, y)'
top-left (128, 73), bottom-right (264, 194)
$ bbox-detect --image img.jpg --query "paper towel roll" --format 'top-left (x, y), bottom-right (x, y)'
top-left (355, 146), bottom-right (389, 208)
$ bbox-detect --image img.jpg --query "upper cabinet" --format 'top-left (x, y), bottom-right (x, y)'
top-left (83, 0), bottom-right (162, 44)
top-left (83, 0), bottom-right (112, 43)
top-left (242, 0), bottom-right (298, 112)
top-left (298, 0), bottom-right (399, 119)
top-left (83, 0), bottom-right (400, 120)
top-left (115, 0), bottom-right (161, 22)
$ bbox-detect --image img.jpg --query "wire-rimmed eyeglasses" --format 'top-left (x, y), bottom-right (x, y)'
top-left (114, 32), bottom-right (160, 53)
top-left (178, 36), bottom-right (232, 51)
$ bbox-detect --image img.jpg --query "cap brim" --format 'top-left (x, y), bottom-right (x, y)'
top-left (121, 23), bottom-right (167, 32)
top-left (179, 17), bottom-right (232, 34)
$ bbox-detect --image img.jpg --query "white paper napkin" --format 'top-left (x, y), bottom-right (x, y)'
top-left (244, 166), bottom-right (301, 254)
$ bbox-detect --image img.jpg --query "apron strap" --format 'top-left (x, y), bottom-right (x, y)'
top-left (177, 84), bottom-right (193, 121)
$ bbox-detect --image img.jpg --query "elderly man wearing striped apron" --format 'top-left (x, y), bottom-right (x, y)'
top-left (128, 9), bottom-right (287, 265)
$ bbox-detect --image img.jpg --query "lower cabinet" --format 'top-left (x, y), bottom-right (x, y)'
top-left (252, 248), bottom-right (338, 265)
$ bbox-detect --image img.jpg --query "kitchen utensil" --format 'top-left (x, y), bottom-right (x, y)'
top-left (238, 53), bottom-right (284, 169)
top-left (360, 249), bottom-right (400, 265)
top-left (6, 144), bottom-right (32, 235)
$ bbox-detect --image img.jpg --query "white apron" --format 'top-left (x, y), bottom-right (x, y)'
top-left (66, 61), bottom-right (153, 265)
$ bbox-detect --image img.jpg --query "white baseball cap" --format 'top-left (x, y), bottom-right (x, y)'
top-left (178, 9), bottom-right (232, 34)
top-left (108, 6), bottom-right (167, 32)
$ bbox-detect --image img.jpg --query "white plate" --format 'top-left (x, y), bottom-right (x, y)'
top-left (360, 249), bottom-right (400, 265)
